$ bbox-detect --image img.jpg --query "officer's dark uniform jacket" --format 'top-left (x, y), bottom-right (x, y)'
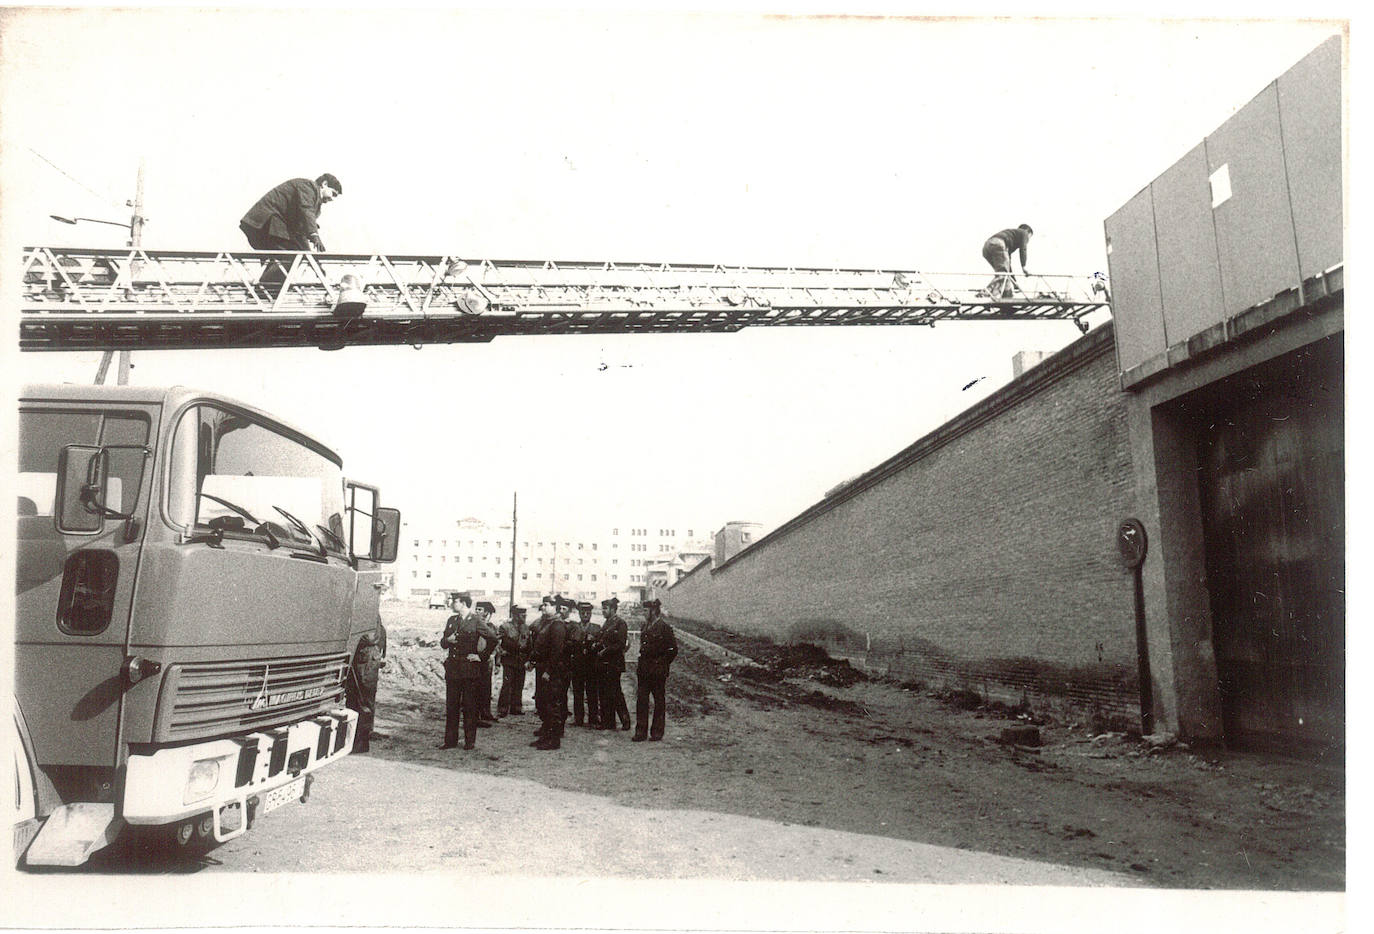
top-left (525, 617), bottom-right (546, 668)
top-left (582, 619), bottom-right (603, 665)
top-left (565, 615), bottom-right (589, 670)
top-left (498, 621), bottom-right (528, 666)
top-left (637, 617), bottom-right (678, 677)
top-left (441, 614), bottom-right (497, 679)
top-left (531, 616), bottom-right (568, 674)
top-left (594, 614), bottom-right (629, 672)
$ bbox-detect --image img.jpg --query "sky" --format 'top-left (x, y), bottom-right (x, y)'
top-left (0, 8), bottom-right (1346, 538)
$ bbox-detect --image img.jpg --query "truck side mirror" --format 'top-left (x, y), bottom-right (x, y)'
top-left (372, 507), bottom-right (400, 563)
top-left (56, 445), bottom-right (105, 534)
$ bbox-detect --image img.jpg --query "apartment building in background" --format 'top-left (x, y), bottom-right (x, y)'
top-left (397, 515), bottom-right (712, 609)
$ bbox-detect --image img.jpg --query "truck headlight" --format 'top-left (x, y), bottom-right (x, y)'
top-left (184, 757), bottom-right (222, 805)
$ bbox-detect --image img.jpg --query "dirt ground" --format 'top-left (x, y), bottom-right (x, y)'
top-left (370, 603), bottom-right (1344, 891)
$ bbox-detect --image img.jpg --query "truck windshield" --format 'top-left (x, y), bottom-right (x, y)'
top-left (167, 404), bottom-right (346, 555)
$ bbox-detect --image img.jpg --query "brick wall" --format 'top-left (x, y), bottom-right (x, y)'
top-left (666, 324), bottom-right (1142, 717)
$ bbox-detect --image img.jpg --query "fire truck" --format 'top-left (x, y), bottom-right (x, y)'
top-left (11, 382), bottom-right (399, 866)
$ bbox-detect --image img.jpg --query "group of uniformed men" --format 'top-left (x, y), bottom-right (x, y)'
top-left (439, 592), bottom-right (678, 752)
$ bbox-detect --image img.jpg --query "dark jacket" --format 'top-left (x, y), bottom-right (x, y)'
top-left (440, 614), bottom-right (497, 680)
top-left (524, 617), bottom-right (546, 669)
top-left (241, 178), bottom-right (324, 251)
top-left (581, 621), bottom-right (602, 665)
top-left (497, 620), bottom-right (528, 667)
top-left (638, 617), bottom-right (678, 677)
top-left (564, 617), bottom-right (588, 670)
top-left (531, 616), bottom-right (568, 675)
top-left (594, 614), bottom-right (628, 673)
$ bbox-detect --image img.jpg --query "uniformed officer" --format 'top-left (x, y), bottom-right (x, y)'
top-left (593, 597), bottom-right (631, 731)
top-left (496, 606), bottom-right (529, 717)
top-left (555, 597), bottom-right (583, 726)
top-left (633, 598), bottom-right (678, 742)
top-left (569, 600), bottom-right (598, 727)
top-left (475, 601), bottom-right (499, 726)
top-left (530, 596), bottom-right (569, 750)
top-left (528, 596), bottom-right (557, 736)
top-left (438, 593), bottom-right (498, 750)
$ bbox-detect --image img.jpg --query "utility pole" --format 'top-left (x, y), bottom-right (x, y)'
top-left (95, 158), bottom-right (145, 386)
top-left (508, 492), bottom-right (518, 612)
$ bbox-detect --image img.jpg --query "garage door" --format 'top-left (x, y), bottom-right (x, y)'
top-left (1195, 336), bottom-right (1344, 756)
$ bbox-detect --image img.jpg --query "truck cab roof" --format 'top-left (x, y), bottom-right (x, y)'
top-left (20, 383), bottom-right (342, 465)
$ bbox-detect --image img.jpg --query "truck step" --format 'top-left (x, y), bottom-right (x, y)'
top-left (24, 803), bottom-right (124, 867)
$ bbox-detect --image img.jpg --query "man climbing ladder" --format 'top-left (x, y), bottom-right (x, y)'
top-left (982, 223), bottom-right (1033, 300)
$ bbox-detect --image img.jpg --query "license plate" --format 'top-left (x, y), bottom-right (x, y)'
top-left (262, 776), bottom-right (306, 814)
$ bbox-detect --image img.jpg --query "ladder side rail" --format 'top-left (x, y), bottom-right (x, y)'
top-left (23, 248), bottom-right (1108, 299)
top-left (19, 246), bottom-right (1109, 324)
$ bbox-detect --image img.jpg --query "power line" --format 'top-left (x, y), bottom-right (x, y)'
top-left (26, 146), bottom-right (122, 207)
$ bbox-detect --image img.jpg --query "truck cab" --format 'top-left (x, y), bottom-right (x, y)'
top-left (13, 384), bottom-right (399, 866)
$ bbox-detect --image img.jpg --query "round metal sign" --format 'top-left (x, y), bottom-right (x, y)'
top-left (1117, 518), bottom-right (1147, 569)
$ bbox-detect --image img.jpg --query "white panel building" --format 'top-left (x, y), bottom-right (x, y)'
top-left (397, 515), bottom-right (712, 611)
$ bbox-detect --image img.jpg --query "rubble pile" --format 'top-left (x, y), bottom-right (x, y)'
top-left (380, 628), bottom-right (446, 693)
top-left (673, 622), bottom-right (870, 691)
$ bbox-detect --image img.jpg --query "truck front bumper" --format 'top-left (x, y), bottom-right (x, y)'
top-left (122, 707), bottom-right (357, 828)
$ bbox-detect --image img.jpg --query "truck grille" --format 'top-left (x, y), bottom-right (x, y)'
top-left (156, 653), bottom-right (349, 742)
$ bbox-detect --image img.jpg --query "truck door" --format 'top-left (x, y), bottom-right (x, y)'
top-left (344, 482), bottom-right (385, 645)
top-left (15, 404), bottom-right (157, 771)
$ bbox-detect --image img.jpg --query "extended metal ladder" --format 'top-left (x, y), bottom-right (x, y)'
top-left (19, 247), bottom-right (1111, 351)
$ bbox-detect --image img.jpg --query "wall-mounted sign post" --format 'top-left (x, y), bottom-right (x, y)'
top-left (1117, 518), bottom-right (1153, 735)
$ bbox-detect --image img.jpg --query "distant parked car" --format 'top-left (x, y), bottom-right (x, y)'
top-left (428, 590), bottom-right (450, 610)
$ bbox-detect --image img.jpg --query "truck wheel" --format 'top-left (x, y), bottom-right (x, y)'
top-left (346, 639), bottom-right (381, 752)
